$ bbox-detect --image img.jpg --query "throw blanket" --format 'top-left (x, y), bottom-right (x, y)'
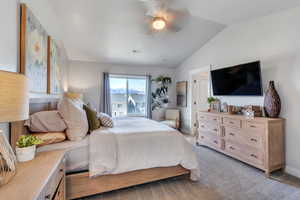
top-left (89, 117), bottom-right (199, 180)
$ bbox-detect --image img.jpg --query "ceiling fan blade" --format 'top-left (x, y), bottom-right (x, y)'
top-left (166, 8), bottom-right (190, 32)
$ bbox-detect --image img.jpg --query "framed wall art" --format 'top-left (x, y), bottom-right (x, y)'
top-left (176, 81), bottom-right (187, 107)
top-left (47, 36), bottom-right (61, 94)
top-left (20, 4), bottom-right (48, 93)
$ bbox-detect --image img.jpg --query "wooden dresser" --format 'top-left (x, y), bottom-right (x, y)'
top-left (0, 150), bottom-right (66, 200)
top-left (197, 111), bottom-right (285, 176)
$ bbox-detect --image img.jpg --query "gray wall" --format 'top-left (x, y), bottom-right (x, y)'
top-left (175, 7), bottom-right (300, 177)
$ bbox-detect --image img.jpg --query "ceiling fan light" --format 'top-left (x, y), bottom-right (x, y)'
top-left (152, 17), bottom-right (166, 30)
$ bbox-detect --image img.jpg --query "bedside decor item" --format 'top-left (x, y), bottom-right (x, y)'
top-left (176, 81), bottom-right (187, 107)
top-left (0, 70), bottom-right (29, 186)
top-left (16, 135), bottom-right (43, 162)
top-left (264, 81), bottom-right (281, 118)
top-left (0, 131), bottom-right (17, 186)
top-left (20, 4), bottom-right (48, 93)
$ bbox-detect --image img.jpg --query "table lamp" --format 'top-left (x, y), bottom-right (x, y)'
top-left (0, 70), bottom-right (29, 186)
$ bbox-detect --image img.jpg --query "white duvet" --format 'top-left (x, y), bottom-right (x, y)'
top-left (89, 117), bottom-right (199, 180)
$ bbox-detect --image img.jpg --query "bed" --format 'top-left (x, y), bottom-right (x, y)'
top-left (11, 98), bottom-right (199, 199)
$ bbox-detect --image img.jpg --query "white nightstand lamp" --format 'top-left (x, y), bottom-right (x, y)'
top-left (0, 70), bottom-right (29, 186)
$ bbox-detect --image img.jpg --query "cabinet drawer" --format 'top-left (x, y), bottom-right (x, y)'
top-left (223, 117), bottom-right (241, 128)
top-left (44, 161), bottom-right (65, 199)
top-left (225, 127), bottom-right (263, 149)
top-left (199, 122), bottom-right (222, 136)
top-left (199, 133), bottom-right (223, 150)
top-left (53, 178), bottom-right (65, 200)
top-left (206, 115), bottom-right (222, 124)
top-left (198, 113), bottom-right (207, 121)
top-left (225, 141), bottom-right (264, 166)
top-left (245, 121), bottom-right (265, 132)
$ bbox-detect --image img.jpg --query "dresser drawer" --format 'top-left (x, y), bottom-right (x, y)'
top-left (225, 141), bottom-right (264, 166)
top-left (198, 113), bottom-right (221, 124)
top-left (223, 117), bottom-right (241, 128)
top-left (198, 133), bottom-right (223, 150)
top-left (198, 113), bottom-right (207, 121)
top-left (245, 121), bottom-right (265, 132)
top-left (199, 122), bottom-right (222, 136)
top-left (44, 160), bottom-right (65, 200)
top-left (225, 127), bottom-right (263, 149)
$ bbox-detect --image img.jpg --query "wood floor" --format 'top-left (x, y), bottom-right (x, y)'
top-left (80, 177), bottom-right (221, 200)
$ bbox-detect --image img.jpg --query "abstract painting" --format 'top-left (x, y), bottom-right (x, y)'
top-left (48, 37), bottom-right (61, 94)
top-left (20, 4), bottom-right (48, 93)
top-left (176, 81), bottom-right (187, 107)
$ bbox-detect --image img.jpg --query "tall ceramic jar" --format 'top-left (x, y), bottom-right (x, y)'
top-left (264, 81), bottom-right (281, 118)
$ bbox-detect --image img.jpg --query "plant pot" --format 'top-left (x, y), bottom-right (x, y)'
top-left (16, 145), bottom-right (36, 162)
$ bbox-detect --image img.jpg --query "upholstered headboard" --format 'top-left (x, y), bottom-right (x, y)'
top-left (10, 97), bottom-right (60, 150)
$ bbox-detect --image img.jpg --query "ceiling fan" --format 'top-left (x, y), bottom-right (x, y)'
top-left (140, 0), bottom-right (190, 33)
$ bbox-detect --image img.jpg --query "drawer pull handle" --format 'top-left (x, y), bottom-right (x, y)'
top-left (250, 138), bottom-right (258, 142)
top-left (213, 119), bottom-right (217, 121)
top-left (201, 125), bottom-right (205, 128)
top-left (213, 140), bottom-right (218, 144)
top-left (229, 121), bottom-right (234, 124)
top-left (250, 125), bottom-right (256, 128)
top-left (201, 136), bottom-right (204, 139)
top-left (229, 146), bottom-right (235, 150)
top-left (250, 154), bottom-right (258, 159)
top-left (213, 129), bottom-right (218, 132)
top-left (229, 133), bottom-right (235, 136)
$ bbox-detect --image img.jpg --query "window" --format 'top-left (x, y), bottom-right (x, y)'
top-left (109, 75), bottom-right (148, 117)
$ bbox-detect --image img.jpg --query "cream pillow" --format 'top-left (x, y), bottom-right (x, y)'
top-left (58, 98), bottom-right (89, 141)
top-left (24, 111), bottom-right (67, 133)
top-left (32, 132), bottom-right (66, 147)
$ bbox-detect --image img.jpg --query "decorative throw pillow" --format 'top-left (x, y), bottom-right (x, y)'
top-left (32, 132), bottom-right (66, 147)
top-left (98, 113), bottom-right (114, 128)
top-left (24, 111), bottom-right (67, 133)
top-left (58, 98), bottom-right (89, 141)
top-left (83, 104), bottom-right (101, 131)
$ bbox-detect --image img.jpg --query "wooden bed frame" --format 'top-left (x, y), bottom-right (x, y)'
top-left (10, 98), bottom-right (190, 199)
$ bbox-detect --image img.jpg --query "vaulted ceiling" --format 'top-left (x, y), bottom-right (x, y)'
top-left (49, 0), bottom-right (300, 68)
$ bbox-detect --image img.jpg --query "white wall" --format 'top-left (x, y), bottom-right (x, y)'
top-left (0, 0), bottom-right (69, 140)
top-left (68, 61), bottom-right (176, 112)
top-left (175, 7), bottom-right (300, 177)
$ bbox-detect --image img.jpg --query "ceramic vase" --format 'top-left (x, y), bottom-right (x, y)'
top-left (264, 81), bottom-right (281, 118)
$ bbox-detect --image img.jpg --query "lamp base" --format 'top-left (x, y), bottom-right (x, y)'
top-left (0, 130), bottom-right (17, 186)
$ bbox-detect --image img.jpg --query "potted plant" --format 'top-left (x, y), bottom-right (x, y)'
top-left (207, 97), bottom-right (217, 112)
top-left (16, 135), bottom-right (43, 162)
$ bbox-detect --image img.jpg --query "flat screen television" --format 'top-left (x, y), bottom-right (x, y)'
top-left (211, 61), bottom-right (263, 96)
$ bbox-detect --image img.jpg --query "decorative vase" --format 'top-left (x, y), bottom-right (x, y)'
top-left (16, 145), bottom-right (36, 162)
top-left (0, 131), bottom-right (17, 186)
top-left (264, 81), bottom-right (281, 118)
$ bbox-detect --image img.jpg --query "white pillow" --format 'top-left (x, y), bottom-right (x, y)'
top-left (58, 98), bottom-right (89, 141)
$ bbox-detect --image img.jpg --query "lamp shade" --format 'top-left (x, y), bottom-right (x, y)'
top-left (0, 71), bottom-right (29, 123)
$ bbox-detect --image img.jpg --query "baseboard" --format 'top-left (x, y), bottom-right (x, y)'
top-left (285, 166), bottom-right (300, 178)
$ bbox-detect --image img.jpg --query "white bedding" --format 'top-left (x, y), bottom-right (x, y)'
top-left (37, 136), bottom-right (89, 172)
top-left (89, 117), bottom-right (199, 180)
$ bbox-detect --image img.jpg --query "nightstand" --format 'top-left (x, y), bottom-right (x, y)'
top-left (0, 150), bottom-right (66, 200)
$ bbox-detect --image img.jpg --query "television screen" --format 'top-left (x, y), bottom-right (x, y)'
top-left (211, 61), bottom-right (263, 96)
